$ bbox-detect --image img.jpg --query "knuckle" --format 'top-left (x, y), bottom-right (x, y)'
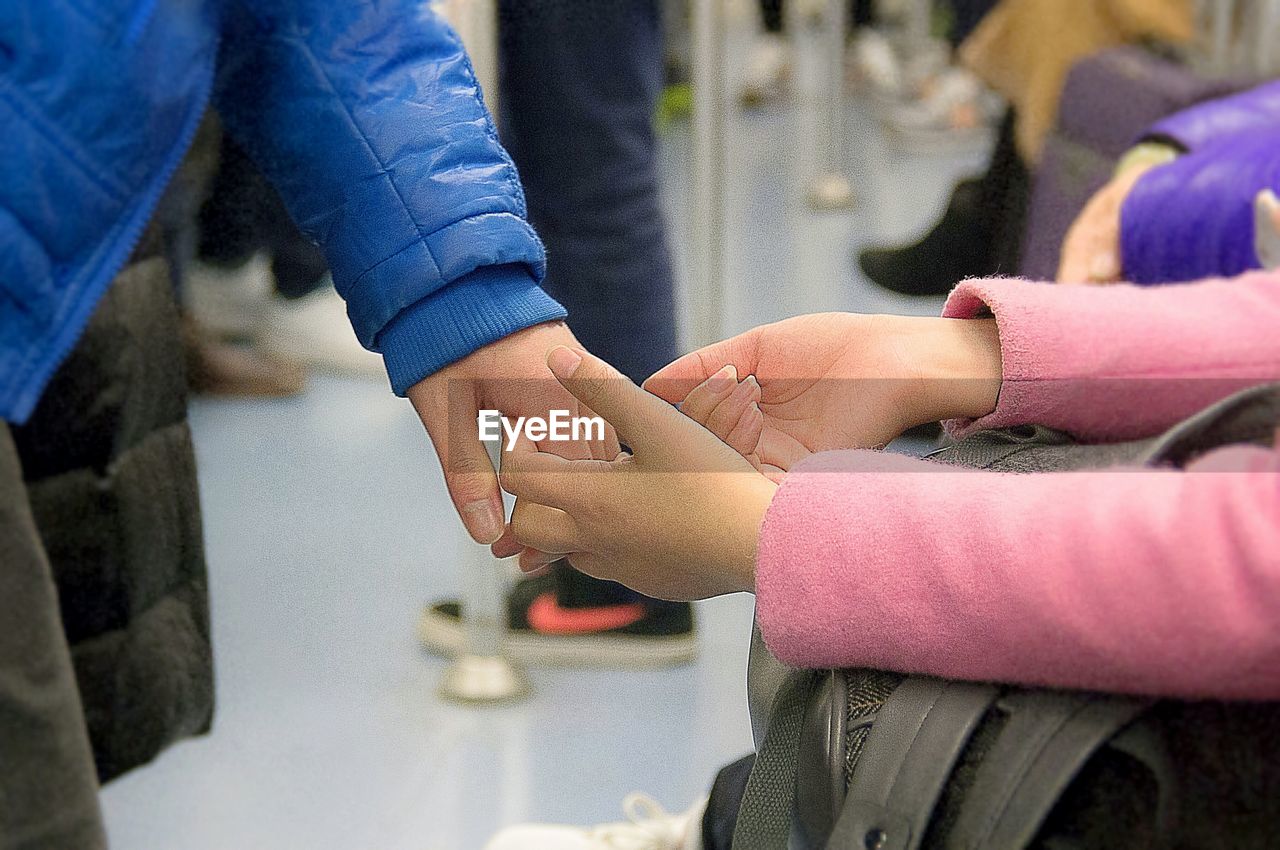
top-left (449, 451), bottom-right (493, 477)
top-left (509, 503), bottom-right (533, 539)
top-left (574, 367), bottom-right (611, 409)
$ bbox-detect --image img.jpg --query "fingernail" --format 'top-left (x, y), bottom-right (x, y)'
top-left (746, 374), bottom-right (760, 391)
top-left (707, 364), bottom-right (737, 393)
top-left (546, 346), bottom-right (582, 380)
top-left (462, 500), bottom-right (503, 543)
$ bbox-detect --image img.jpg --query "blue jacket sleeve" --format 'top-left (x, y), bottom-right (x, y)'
top-left (1121, 130), bottom-right (1280, 284)
top-left (213, 0), bottom-right (565, 393)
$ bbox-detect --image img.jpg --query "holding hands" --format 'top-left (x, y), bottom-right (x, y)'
top-left (496, 315), bottom-right (1002, 601)
top-left (495, 347), bottom-right (774, 601)
top-left (407, 322), bottom-right (619, 545)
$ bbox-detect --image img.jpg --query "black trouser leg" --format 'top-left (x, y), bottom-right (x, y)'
top-left (701, 754), bottom-right (757, 850)
top-left (498, 0), bottom-right (682, 611)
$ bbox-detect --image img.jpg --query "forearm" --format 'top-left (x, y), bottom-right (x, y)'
top-left (905, 316), bottom-right (1002, 426)
top-left (215, 0), bottom-right (562, 390)
top-left (755, 446), bottom-right (1280, 698)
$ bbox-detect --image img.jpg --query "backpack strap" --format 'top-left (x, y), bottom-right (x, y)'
top-left (825, 678), bottom-right (1000, 850)
top-left (733, 668), bottom-right (824, 850)
top-left (948, 691), bottom-right (1151, 850)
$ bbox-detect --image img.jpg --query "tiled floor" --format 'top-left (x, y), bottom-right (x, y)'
top-left (99, 35), bottom-right (989, 850)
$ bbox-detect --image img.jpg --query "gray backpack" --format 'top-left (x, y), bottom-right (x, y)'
top-left (736, 385), bottom-right (1280, 850)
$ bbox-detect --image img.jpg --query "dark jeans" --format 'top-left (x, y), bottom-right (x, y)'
top-left (760, 1), bottom-right (877, 34)
top-left (196, 132), bottom-right (329, 300)
top-left (497, 0), bottom-right (678, 386)
top-left (497, 0), bottom-right (680, 607)
top-left (760, 0), bottom-right (991, 44)
top-left (947, 0), bottom-right (998, 47)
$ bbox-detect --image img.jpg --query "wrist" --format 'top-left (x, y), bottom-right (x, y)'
top-left (910, 317), bottom-right (1002, 424)
top-left (732, 474), bottom-right (777, 595)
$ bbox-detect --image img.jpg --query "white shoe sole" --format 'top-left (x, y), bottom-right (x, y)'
top-left (417, 607), bottom-right (698, 669)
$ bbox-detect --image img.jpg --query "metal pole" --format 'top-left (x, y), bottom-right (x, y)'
top-left (438, 440), bottom-right (531, 704)
top-left (905, 0), bottom-right (931, 47)
top-left (805, 0), bottom-right (855, 210)
top-left (1254, 0), bottom-right (1280, 77)
top-left (1209, 0), bottom-right (1234, 75)
top-left (691, 0), bottom-right (728, 347)
top-left (438, 0), bottom-right (500, 115)
top-left (431, 0), bottom-right (528, 705)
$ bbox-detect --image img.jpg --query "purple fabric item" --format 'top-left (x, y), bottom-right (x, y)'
top-left (1144, 79), bottom-right (1280, 151)
top-left (1122, 131), bottom-right (1280, 284)
top-left (1123, 81), bottom-right (1280, 285)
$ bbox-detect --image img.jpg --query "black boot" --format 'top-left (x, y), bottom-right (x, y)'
top-left (859, 178), bottom-right (992, 296)
top-left (860, 109), bottom-right (1029, 296)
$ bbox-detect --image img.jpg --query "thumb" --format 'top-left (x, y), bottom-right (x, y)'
top-left (1088, 250), bottom-right (1121, 282)
top-left (409, 380), bottom-right (505, 545)
top-left (546, 347), bottom-right (670, 450)
top-left (442, 435), bottom-right (505, 544)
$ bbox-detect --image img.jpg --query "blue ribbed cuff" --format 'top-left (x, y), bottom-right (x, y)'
top-left (377, 264), bottom-right (567, 395)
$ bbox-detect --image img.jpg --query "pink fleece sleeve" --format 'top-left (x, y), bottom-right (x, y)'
top-left (943, 271), bottom-right (1280, 440)
top-left (755, 446), bottom-right (1280, 698)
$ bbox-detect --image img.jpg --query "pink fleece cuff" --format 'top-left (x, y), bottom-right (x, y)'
top-left (941, 273), bottom-right (1280, 441)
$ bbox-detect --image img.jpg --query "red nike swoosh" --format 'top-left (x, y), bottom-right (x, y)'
top-left (526, 592), bottom-right (647, 635)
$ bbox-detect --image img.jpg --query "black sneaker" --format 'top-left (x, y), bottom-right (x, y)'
top-left (418, 572), bottom-right (697, 668)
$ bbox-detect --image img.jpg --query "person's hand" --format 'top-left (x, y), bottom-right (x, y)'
top-left (1254, 189), bottom-right (1280, 270)
top-left (674, 364), bottom-right (775, 478)
top-left (497, 347), bottom-right (776, 601)
top-left (407, 321), bottom-right (618, 544)
top-left (1057, 145), bottom-right (1177, 284)
top-left (644, 313), bottom-right (1002, 476)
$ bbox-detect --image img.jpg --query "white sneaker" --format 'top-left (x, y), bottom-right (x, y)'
top-left (740, 32), bottom-right (791, 106)
top-left (184, 254), bottom-right (274, 339)
top-left (882, 67), bottom-right (1000, 150)
top-left (851, 29), bottom-right (904, 100)
top-left (484, 794), bottom-right (708, 850)
top-left (185, 254), bottom-right (382, 378)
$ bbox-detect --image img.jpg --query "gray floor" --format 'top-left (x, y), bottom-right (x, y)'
top-left (99, 53), bottom-right (988, 850)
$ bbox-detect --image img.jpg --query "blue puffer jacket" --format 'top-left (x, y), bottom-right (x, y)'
top-left (1122, 80), bottom-right (1280, 285)
top-left (0, 0), bottom-right (566, 423)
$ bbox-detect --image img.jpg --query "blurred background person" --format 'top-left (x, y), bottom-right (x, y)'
top-left (1059, 79), bottom-right (1280, 286)
top-left (858, 0), bottom-right (1195, 296)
